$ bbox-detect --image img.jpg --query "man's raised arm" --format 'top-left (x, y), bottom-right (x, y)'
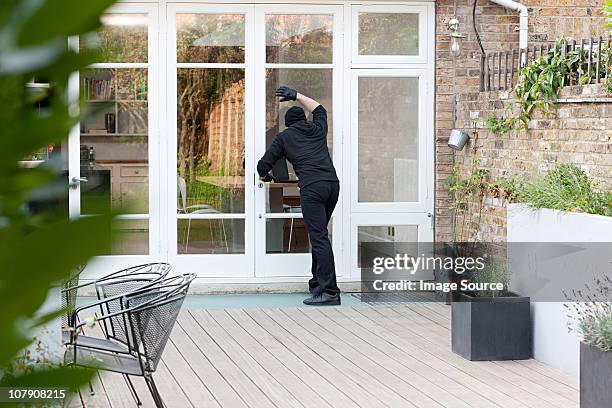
top-left (275, 86), bottom-right (321, 113)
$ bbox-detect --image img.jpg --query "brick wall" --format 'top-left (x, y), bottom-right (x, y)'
top-left (451, 83), bottom-right (611, 242)
top-left (434, 0), bottom-right (608, 241)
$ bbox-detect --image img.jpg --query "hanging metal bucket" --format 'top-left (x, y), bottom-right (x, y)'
top-left (448, 129), bottom-right (469, 151)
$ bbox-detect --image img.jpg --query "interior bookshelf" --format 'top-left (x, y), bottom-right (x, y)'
top-left (80, 71), bottom-right (148, 137)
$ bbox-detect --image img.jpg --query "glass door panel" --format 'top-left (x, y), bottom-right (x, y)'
top-left (167, 4), bottom-right (253, 277)
top-left (255, 5), bottom-right (342, 277)
top-left (351, 69), bottom-right (430, 213)
top-left (71, 3), bottom-right (159, 277)
top-left (75, 7), bottom-right (155, 265)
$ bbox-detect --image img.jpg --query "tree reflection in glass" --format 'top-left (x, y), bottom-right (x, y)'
top-left (266, 14), bottom-right (333, 64)
top-left (177, 14), bottom-right (245, 63)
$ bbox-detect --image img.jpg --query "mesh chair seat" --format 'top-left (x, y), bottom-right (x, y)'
top-left (65, 346), bottom-right (143, 376)
top-left (62, 332), bottom-right (128, 354)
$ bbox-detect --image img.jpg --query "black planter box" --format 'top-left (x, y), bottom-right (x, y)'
top-left (581, 342), bottom-right (612, 408)
top-left (451, 292), bottom-right (532, 360)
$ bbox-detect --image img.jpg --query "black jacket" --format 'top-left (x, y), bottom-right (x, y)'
top-left (257, 105), bottom-right (338, 189)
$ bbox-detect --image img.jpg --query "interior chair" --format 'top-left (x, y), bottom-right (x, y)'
top-left (65, 273), bottom-right (196, 408)
top-left (177, 176), bottom-right (228, 253)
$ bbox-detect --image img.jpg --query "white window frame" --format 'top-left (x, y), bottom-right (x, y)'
top-left (349, 68), bottom-right (433, 214)
top-left (351, 3), bottom-right (429, 65)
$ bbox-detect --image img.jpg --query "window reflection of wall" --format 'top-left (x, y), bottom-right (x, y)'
top-left (358, 76), bottom-right (419, 203)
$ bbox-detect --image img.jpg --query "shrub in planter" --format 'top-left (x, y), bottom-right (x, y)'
top-left (451, 262), bottom-right (532, 361)
top-left (566, 277), bottom-right (612, 407)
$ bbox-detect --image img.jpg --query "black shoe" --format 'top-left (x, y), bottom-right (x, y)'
top-left (303, 292), bottom-right (341, 306)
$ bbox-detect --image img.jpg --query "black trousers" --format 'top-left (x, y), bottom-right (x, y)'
top-left (300, 180), bottom-right (340, 295)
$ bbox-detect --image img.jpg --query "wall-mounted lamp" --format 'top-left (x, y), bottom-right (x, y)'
top-left (447, 18), bottom-right (465, 58)
top-left (448, 129), bottom-right (469, 151)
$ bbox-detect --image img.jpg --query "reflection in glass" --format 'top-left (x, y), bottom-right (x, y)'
top-left (358, 76), bottom-right (418, 203)
top-left (111, 219), bottom-right (149, 255)
top-left (178, 219), bottom-right (245, 254)
top-left (358, 13), bottom-right (419, 56)
top-left (357, 225), bottom-right (418, 267)
top-left (177, 69), bottom-right (245, 214)
top-left (266, 218), bottom-right (309, 253)
top-left (265, 183), bottom-right (301, 214)
top-left (80, 68), bottom-right (149, 214)
top-left (81, 14), bottom-right (148, 63)
top-left (266, 14), bottom-right (333, 63)
top-left (177, 14), bottom-right (245, 63)
top-left (265, 68), bottom-right (333, 184)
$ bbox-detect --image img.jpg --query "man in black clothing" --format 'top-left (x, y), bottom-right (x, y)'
top-left (257, 86), bottom-right (341, 306)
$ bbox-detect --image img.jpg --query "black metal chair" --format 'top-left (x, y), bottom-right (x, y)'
top-left (61, 263), bottom-right (171, 404)
top-left (65, 273), bottom-right (196, 408)
top-left (61, 263), bottom-right (171, 343)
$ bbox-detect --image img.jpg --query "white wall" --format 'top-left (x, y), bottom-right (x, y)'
top-left (507, 204), bottom-right (612, 379)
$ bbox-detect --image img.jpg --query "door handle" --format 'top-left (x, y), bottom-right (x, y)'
top-left (69, 177), bottom-right (88, 189)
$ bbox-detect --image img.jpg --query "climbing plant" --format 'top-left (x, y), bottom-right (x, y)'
top-left (487, 38), bottom-right (611, 135)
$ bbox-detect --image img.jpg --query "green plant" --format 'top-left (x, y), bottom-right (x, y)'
top-left (565, 274), bottom-right (612, 352)
top-left (487, 38), bottom-right (612, 134)
top-left (472, 261), bottom-right (510, 298)
top-left (517, 164), bottom-right (612, 217)
top-left (445, 155), bottom-right (491, 242)
top-left (0, 0), bottom-right (116, 402)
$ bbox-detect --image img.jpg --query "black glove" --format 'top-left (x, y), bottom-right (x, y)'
top-left (261, 173), bottom-right (275, 182)
top-left (275, 86), bottom-right (297, 102)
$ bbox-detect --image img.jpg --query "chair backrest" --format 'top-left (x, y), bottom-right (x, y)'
top-left (125, 274), bottom-right (195, 372)
top-left (61, 264), bottom-right (86, 330)
top-left (96, 263), bottom-right (171, 344)
top-left (177, 176), bottom-right (187, 211)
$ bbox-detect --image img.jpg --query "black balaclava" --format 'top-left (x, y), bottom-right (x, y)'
top-left (284, 106), bottom-right (306, 127)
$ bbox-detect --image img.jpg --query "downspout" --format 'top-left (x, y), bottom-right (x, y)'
top-left (488, 0), bottom-right (529, 51)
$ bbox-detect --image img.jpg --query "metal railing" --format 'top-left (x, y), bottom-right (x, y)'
top-left (479, 36), bottom-right (611, 92)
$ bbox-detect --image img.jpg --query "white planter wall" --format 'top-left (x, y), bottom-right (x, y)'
top-left (507, 204), bottom-right (612, 379)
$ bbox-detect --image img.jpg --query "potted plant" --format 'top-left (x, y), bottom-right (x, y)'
top-left (565, 276), bottom-right (612, 407)
top-left (451, 261), bottom-right (532, 361)
top-left (438, 157), bottom-right (490, 303)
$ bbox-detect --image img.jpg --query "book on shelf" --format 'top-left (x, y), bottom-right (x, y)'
top-left (82, 77), bottom-right (113, 100)
top-left (87, 128), bottom-right (108, 135)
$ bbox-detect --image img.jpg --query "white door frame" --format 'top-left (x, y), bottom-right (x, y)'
top-left (165, 3), bottom-right (255, 277)
top-left (253, 4), bottom-right (344, 278)
top-left (73, 2), bottom-right (161, 278)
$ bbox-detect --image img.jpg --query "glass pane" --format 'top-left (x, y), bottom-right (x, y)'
top-left (81, 14), bottom-right (148, 63)
top-left (111, 219), bottom-right (149, 255)
top-left (177, 14), bottom-right (245, 63)
top-left (23, 82), bottom-right (70, 216)
top-left (266, 14), bottom-right (333, 63)
top-left (265, 68), bottom-right (333, 187)
top-left (357, 225), bottom-right (418, 267)
top-left (178, 219), bottom-right (245, 254)
top-left (358, 13), bottom-right (418, 56)
top-left (266, 218), bottom-right (333, 254)
top-left (358, 76), bottom-right (418, 203)
top-left (177, 68), bottom-right (245, 214)
top-left (265, 183), bottom-right (301, 214)
top-left (80, 68), bottom-right (149, 214)
top-left (266, 218), bottom-right (309, 253)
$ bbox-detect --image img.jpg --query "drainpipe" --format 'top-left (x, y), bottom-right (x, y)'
top-left (488, 0), bottom-right (528, 52)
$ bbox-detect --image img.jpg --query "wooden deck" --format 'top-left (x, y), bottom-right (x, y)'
top-left (78, 303), bottom-right (579, 408)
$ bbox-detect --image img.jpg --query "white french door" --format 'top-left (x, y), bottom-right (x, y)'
top-left (75, 1), bottom-right (435, 282)
top-left (72, 3), bottom-right (160, 278)
top-left (165, 4), bottom-right (343, 278)
top-left (253, 5), bottom-right (343, 278)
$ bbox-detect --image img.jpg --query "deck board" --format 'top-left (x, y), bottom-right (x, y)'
top-left (87, 304), bottom-right (578, 408)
